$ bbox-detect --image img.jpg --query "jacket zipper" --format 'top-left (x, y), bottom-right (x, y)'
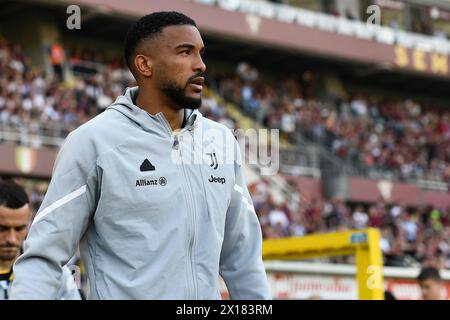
top-left (174, 130), bottom-right (198, 300)
top-left (188, 128), bottom-right (198, 299)
top-left (157, 112), bottom-right (198, 299)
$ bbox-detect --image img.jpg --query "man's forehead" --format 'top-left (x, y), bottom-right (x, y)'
top-left (0, 205), bottom-right (30, 225)
top-left (160, 25), bottom-right (204, 47)
top-left (419, 279), bottom-right (440, 285)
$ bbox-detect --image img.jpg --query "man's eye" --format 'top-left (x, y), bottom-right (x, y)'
top-left (181, 50), bottom-right (191, 55)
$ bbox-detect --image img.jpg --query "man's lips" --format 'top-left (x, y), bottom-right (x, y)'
top-left (0, 247), bottom-right (19, 253)
top-left (189, 77), bottom-right (204, 92)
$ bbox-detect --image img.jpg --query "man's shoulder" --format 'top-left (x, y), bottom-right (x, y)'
top-left (64, 108), bottom-right (133, 149)
top-left (59, 109), bottom-right (132, 162)
top-left (200, 116), bottom-right (235, 138)
top-left (69, 109), bottom-right (124, 139)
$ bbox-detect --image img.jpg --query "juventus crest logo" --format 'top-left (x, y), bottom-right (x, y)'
top-left (206, 152), bottom-right (218, 170)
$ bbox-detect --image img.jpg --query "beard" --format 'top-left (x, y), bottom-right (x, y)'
top-left (161, 76), bottom-right (202, 110)
top-left (0, 246), bottom-right (20, 261)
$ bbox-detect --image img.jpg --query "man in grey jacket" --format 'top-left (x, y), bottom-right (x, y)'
top-left (10, 11), bottom-right (271, 299)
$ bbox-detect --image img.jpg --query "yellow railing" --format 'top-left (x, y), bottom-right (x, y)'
top-left (263, 228), bottom-right (384, 300)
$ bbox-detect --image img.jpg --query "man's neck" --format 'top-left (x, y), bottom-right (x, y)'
top-left (0, 259), bottom-right (13, 274)
top-left (136, 88), bottom-right (184, 132)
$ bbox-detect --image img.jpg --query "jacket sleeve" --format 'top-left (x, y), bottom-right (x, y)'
top-left (219, 139), bottom-right (271, 300)
top-left (9, 131), bottom-right (99, 299)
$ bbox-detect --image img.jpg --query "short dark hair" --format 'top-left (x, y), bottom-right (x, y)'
top-left (0, 179), bottom-right (29, 209)
top-left (417, 267), bottom-right (441, 282)
top-left (123, 11), bottom-right (197, 74)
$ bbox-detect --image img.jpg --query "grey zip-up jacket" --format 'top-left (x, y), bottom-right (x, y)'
top-left (10, 86), bottom-right (271, 300)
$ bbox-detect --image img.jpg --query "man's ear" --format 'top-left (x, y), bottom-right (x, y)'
top-left (134, 54), bottom-right (152, 77)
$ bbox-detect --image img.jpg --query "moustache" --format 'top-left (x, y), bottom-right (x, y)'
top-left (186, 73), bottom-right (205, 86)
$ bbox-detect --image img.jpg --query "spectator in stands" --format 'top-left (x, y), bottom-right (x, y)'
top-left (352, 205), bottom-right (369, 229)
top-left (268, 202), bottom-right (290, 235)
top-left (398, 212), bottom-right (419, 242)
top-left (380, 226), bottom-right (393, 255)
top-left (369, 206), bottom-right (385, 228)
top-left (50, 42), bottom-right (65, 81)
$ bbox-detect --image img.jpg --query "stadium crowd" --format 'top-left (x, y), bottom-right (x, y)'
top-left (2, 35), bottom-right (449, 185)
top-left (213, 64), bottom-right (450, 184)
top-left (1, 35), bottom-right (449, 269)
top-left (0, 36), bottom-right (135, 145)
top-left (249, 177), bottom-right (450, 269)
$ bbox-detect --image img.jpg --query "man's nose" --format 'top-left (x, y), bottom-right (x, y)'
top-left (194, 55), bottom-right (206, 73)
top-left (5, 229), bottom-right (20, 246)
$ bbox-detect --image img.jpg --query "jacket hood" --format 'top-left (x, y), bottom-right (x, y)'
top-left (106, 86), bottom-right (201, 135)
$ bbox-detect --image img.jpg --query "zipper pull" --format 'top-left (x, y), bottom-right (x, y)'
top-left (190, 129), bottom-right (195, 154)
top-left (173, 134), bottom-right (179, 150)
